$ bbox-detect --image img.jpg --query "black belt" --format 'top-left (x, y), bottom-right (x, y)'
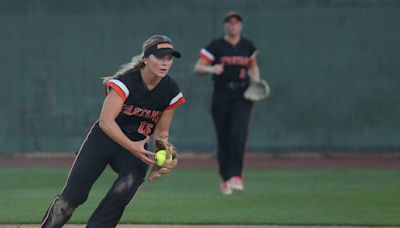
top-left (216, 82), bottom-right (249, 90)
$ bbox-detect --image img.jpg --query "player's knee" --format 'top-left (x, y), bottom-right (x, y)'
top-left (53, 196), bottom-right (75, 216)
top-left (41, 196), bottom-right (76, 228)
top-left (110, 173), bottom-right (145, 206)
top-left (113, 173), bottom-right (141, 193)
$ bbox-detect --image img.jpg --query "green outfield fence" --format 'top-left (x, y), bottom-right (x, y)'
top-left (1, 0), bottom-right (400, 154)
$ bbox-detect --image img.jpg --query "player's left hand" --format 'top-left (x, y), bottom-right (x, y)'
top-left (147, 139), bottom-right (178, 181)
top-left (244, 79), bottom-right (270, 101)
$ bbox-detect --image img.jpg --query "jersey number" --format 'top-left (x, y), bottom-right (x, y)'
top-left (138, 121), bottom-right (153, 136)
top-left (239, 68), bottom-right (246, 79)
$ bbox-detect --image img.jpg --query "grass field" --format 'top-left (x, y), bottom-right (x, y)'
top-left (0, 167), bottom-right (399, 226)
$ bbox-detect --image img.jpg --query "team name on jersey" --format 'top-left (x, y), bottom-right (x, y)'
top-left (122, 105), bottom-right (162, 123)
top-left (220, 56), bottom-right (250, 67)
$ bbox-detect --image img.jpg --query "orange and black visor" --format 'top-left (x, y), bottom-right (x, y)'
top-left (144, 42), bottom-right (181, 58)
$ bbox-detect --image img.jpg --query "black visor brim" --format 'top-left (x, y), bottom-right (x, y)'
top-left (152, 49), bottom-right (181, 58)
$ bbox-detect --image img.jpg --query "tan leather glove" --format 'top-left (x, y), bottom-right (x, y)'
top-left (147, 139), bottom-right (178, 181)
top-left (244, 79), bottom-right (270, 101)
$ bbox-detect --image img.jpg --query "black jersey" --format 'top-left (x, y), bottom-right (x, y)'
top-left (199, 37), bottom-right (259, 86)
top-left (105, 70), bottom-right (185, 141)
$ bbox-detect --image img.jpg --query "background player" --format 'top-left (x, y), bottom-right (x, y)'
top-left (194, 11), bottom-right (261, 195)
top-left (41, 35), bottom-right (185, 227)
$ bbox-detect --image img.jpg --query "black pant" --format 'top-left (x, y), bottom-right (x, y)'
top-left (211, 87), bottom-right (253, 181)
top-left (42, 122), bottom-right (148, 228)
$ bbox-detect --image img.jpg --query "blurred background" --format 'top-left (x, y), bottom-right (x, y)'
top-left (1, 0), bottom-right (399, 155)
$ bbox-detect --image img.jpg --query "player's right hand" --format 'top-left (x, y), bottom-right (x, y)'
top-left (130, 136), bottom-right (155, 165)
top-left (213, 64), bottom-right (224, 75)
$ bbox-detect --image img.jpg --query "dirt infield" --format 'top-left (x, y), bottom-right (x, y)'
top-left (1, 152), bottom-right (400, 169)
top-left (0, 225), bottom-right (380, 228)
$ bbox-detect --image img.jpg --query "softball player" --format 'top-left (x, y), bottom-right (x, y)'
top-left (41, 35), bottom-right (185, 227)
top-left (194, 12), bottom-right (261, 195)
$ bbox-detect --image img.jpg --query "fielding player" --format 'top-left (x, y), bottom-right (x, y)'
top-left (41, 35), bottom-right (185, 227)
top-left (194, 11), bottom-right (261, 195)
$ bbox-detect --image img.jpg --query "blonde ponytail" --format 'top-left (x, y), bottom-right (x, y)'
top-left (102, 54), bottom-right (146, 83)
top-left (102, 35), bottom-right (174, 84)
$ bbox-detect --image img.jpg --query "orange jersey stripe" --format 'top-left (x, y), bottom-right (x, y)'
top-left (165, 97), bottom-right (186, 110)
top-left (199, 52), bottom-right (213, 64)
top-left (106, 82), bottom-right (127, 101)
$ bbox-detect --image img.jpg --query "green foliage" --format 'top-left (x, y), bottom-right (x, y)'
top-left (0, 168), bottom-right (399, 225)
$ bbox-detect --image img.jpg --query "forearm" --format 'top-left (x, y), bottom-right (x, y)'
top-left (153, 129), bottom-right (169, 142)
top-left (153, 130), bottom-right (169, 151)
top-left (153, 109), bottom-right (174, 149)
top-left (248, 65), bottom-right (260, 82)
top-left (194, 63), bottom-right (215, 75)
